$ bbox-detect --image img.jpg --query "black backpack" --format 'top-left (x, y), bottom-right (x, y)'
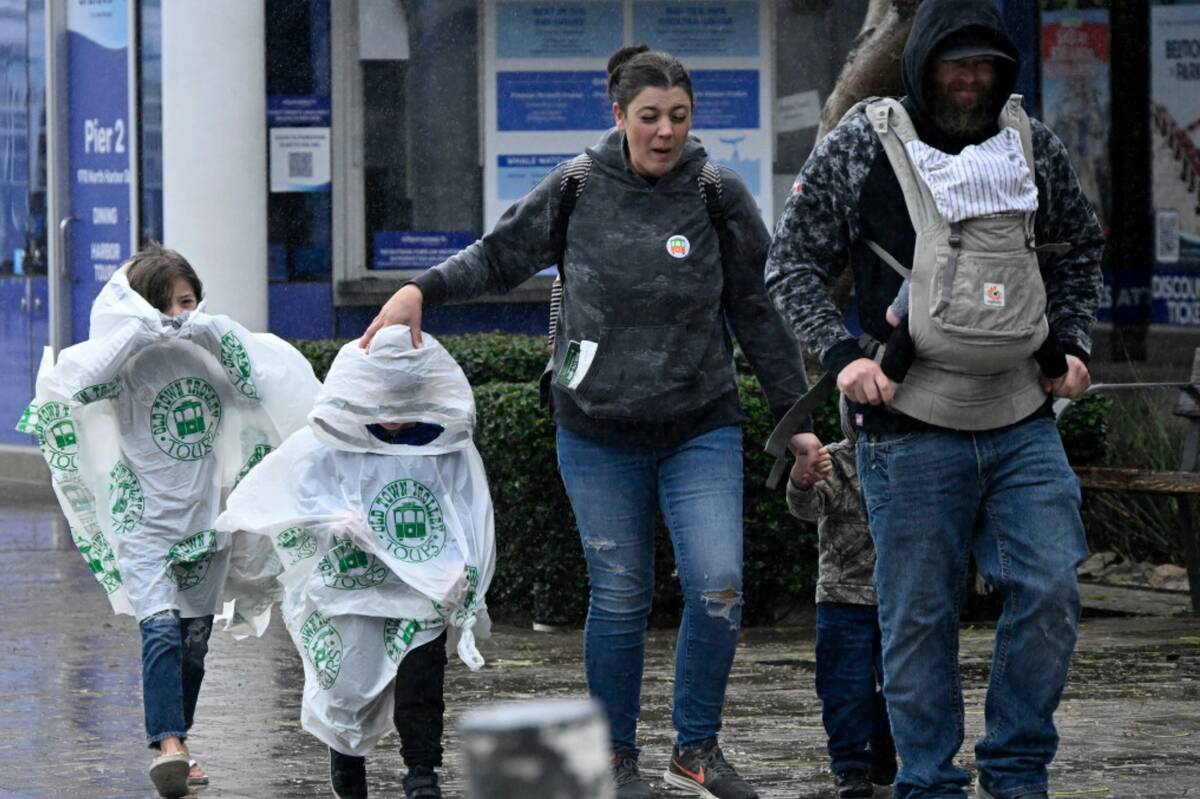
top-left (545, 153), bottom-right (730, 351)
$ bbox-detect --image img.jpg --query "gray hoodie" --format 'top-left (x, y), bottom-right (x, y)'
top-left (414, 127), bottom-right (807, 447)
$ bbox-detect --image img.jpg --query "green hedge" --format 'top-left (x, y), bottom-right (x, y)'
top-left (291, 333), bottom-right (548, 384)
top-left (294, 334), bottom-right (1114, 626)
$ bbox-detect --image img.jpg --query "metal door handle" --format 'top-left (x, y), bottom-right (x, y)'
top-left (20, 296), bottom-right (27, 311)
top-left (33, 296), bottom-right (42, 311)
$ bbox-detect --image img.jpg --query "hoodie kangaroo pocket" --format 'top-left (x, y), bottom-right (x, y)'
top-left (569, 323), bottom-right (707, 420)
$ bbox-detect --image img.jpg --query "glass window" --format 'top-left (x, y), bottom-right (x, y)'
top-left (266, 0), bottom-right (331, 283)
top-left (0, 0), bottom-right (48, 277)
top-left (359, 0), bottom-right (480, 274)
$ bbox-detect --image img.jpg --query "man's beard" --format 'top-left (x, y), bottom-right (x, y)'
top-left (931, 85), bottom-right (995, 138)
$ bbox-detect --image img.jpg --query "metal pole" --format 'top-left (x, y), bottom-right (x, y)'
top-left (460, 699), bottom-right (614, 798)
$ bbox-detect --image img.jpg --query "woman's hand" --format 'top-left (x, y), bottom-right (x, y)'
top-left (360, 284), bottom-right (424, 350)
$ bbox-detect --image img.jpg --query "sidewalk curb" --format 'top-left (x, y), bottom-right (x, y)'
top-left (0, 444), bottom-right (53, 502)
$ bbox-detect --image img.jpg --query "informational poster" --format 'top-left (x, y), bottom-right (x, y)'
top-left (1041, 10), bottom-right (1114, 322)
top-left (267, 95), bottom-right (331, 127)
top-left (483, 0), bottom-right (774, 259)
top-left (68, 0), bottom-right (132, 340)
top-left (269, 128), bottom-right (332, 193)
top-left (267, 95), bottom-right (331, 194)
top-left (1151, 5), bottom-right (1200, 326)
top-left (373, 231), bottom-right (476, 270)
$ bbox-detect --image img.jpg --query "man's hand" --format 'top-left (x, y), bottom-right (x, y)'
top-left (789, 432), bottom-right (832, 489)
top-left (837, 358), bottom-right (895, 406)
top-left (1040, 354), bottom-right (1090, 399)
top-left (360, 283), bottom-right (424, 350)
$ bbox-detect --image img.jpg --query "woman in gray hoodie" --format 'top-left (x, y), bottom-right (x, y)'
top-left (361, 45), bottom-right (820, 799)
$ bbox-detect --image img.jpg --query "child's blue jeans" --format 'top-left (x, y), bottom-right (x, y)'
top-left (815, 602), bottom-right (895, 777)
top-left (140, 610), bottom-right (213, 747)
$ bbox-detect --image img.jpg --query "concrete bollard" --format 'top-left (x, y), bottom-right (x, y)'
top-left (460, 698), bottom-right (615, 798)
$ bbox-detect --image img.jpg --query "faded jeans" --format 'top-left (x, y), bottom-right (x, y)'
top-left (857, 416), bottom-right (1088, 799)
top-left (556, 425), bottom-right (744, 752)
top-left (140, 610), bottom-right (213, 748)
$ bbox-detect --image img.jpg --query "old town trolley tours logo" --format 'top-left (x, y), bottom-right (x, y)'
top-left (384, 618), bottom-right (430, 664)
top-left (276, 526), bottom-right (318, 565)
top-left (108, 462), bottom-right (145, 535)
top-left (301, 609), bottom-right (343, 688)
top-left (36, 401), bottom-right (79, 474)
top-left (219, 331), bottom-right (260, 399)
top-left (368, 479), bottom-right (447, 563)
top-left (71, 525), bottom-right (123, 595)
top-left (166, 530), bottom-right (218, 590)
top-left (317, 538), bottom-right (389, 590)
top-left (150, 378), bottom-right (222, 461)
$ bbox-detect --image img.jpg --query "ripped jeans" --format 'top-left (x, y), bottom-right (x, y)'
top-left (139, 610), bottom-right (213, 748)
top-left (556, 425), bottom-right (744, 752)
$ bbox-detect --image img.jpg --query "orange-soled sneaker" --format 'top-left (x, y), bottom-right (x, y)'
top-left (664, 738), bottom-right (758, 799)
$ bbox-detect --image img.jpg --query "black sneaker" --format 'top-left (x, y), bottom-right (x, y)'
top-left (612, 751), bottom-right (653, 799)
top-left (867, 752), bottom-right (897, 787)
top-left (329, 748), bottom-right (367, 799)
top-left (402, 765), bottom-right (442, 799)
top-left (664, 739), bottom-right (758, 799)
top-left (835, 769), bottom-right (874, 798)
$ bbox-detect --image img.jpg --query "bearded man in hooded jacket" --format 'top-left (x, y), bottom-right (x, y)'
top-left (765, 2), bottom-right (1104, 798)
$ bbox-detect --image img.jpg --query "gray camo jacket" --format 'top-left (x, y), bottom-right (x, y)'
top-left (786, 439), bottom-right (876, 606)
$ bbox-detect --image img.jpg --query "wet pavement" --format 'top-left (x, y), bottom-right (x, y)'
top-left (1, 498), bottom-right (1198, 799)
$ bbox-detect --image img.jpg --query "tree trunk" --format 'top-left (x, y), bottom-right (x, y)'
top-left (816, 0), bottom-right (923, 142)
top-left (817, 0), bottom-right (922, 309)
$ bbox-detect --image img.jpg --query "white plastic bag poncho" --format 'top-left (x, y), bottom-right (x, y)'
top-left (17, 266), bottom-right (319, 630)
top-left (215, 326), bottom-right (496, 755)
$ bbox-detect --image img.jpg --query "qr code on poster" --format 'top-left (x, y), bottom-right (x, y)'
top-left (288, 151), bottom-right (314, 179)
top-left (1157, 210), bottom-right (1181, 263)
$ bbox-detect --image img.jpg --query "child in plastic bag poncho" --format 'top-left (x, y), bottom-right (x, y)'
top-left (215, 325), bottom-right (496, 799)
top-left (16, 246), bottom-right (320, 798)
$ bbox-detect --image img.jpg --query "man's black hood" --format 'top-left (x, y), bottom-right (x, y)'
top-left (901, 0), bottom-right (1020, 151)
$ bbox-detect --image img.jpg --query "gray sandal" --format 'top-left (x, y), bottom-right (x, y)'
top-left (148, 752), bottom-right (190, 798)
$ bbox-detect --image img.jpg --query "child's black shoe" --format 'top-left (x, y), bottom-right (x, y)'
top-left (835, 769), bottom-right (874, 798)
top-left (402, 765), bottom-right (442, 798)
top-left (329, 748), bottom-right (367, 799)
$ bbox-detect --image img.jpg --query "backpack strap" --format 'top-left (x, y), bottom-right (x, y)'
top-left (697, 160), bottom-right (727, 266)
top-left (547, 153), bottom-right (593, 350)
top-left (999, 94), bottom-right (1035, 179)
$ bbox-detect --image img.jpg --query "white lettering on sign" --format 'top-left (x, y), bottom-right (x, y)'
top-left (75, 169), bottom-right (131, 185)
top-left (92, 207), bottom-right (118, 225)
top-left (90, 242), bottom-right (121, 260)
top-left (94, 263), bottom-right (118, 281)
top-left (84, 118), bottom-right (126, 154)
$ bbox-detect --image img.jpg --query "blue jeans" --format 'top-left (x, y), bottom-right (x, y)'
top-left (140, 611), bottom-right (213, 747)
top-left (815, 602), bottom-right (894, 777)
top-left (556, 424), bottom-right (744, 752)
top-left (857, 416), bottom-right (1087, 799)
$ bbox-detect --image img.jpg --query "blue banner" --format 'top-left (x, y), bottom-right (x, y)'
top-left (68, 0), bottom-right (131, 341)
top-left (373, 231), bottom-right (476, 270)
top-left (267, 95), bottom-right (331, 127)
top-left (634, 2), bottom-right (759, 57)
top-left (691, 70), bottom-right (759, 129)
top-left (497, 71), bottom-right (610, 131)
top-left (497, 154), bottom-right (575, 200)
top-left (497, 2), bottom-right (623, 59)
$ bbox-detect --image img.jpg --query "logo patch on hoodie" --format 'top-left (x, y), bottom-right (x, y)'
top-left (666, 235), bottom-right (691, 259)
